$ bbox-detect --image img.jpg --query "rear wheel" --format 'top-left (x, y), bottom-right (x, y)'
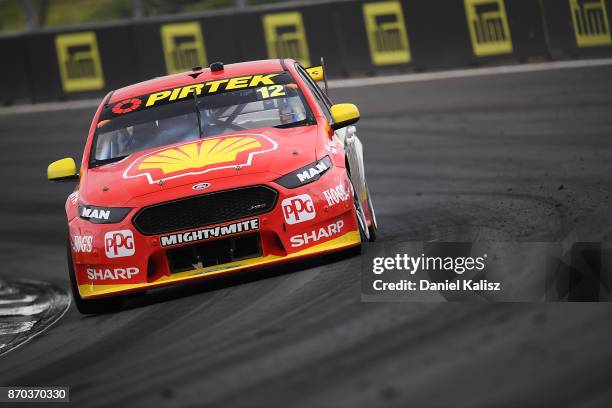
top-left (66, 238), bottom-right (123, 314)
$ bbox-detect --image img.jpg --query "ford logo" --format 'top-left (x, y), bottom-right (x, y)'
top-left (192, 182), bottom-right (211, 191)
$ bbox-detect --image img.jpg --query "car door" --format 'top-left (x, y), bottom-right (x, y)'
top-left (294, 64), bottom-right (367, 207)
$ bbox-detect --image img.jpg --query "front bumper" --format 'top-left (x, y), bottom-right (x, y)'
top-left (69, 168), bottom-right (360, 299)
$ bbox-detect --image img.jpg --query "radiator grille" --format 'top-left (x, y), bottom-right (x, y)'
top-left (133, 186), bottom-right (277, 235)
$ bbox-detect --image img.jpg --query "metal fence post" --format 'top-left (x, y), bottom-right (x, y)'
top-left (20, 0), bottom-right (36, 30)
top-left (132, 0), bottom-right (144, 19)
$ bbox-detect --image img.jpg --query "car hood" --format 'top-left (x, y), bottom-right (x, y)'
top-left (82, 127), bottom-right (318, 206)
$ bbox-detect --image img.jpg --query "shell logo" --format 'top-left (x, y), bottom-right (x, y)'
top-left (123, 134), bottom-right (278, 184)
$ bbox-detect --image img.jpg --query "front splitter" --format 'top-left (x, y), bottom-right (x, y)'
top-left (78, 231), bottom-right (361, 299)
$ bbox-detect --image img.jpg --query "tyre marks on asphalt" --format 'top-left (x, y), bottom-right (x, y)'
top-left (0, 280), bottom-right (70, 357)
top-left (373, 191), bottom-right (571, 243)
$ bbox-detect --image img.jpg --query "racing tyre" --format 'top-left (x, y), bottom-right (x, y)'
top-left (365, 182), bottom-right (378, 242)
top-left (351, 180), bottom-right (369, 245)
top-left (66, 238), bottom-right (123, 314)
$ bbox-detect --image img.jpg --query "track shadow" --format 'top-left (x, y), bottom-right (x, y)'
top-left (114, 247), bottom-right (361, 313)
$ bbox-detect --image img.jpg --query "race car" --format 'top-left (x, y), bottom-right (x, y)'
top-left (48, 59), bottom-right (377, 314)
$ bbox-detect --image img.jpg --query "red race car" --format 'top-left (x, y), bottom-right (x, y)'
top-left (48, 59), bottom-right (377, 314)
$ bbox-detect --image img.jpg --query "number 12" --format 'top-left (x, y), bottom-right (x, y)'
top-left (256, 85), bottom-right (285, 99)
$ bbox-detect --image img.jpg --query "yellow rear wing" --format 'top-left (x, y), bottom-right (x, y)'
top-left (305, 57), bottom-right (329, 95)
top-left (306, 65), bottom-right (324, 82)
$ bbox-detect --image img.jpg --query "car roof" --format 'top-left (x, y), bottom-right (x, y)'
top-left (108, 59), bottom-right (288, 104)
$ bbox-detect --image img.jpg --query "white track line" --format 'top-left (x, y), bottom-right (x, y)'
top-left (329, 58), bottom-right (612, 88)
top-left (1, 58), bottom-right (611, 116)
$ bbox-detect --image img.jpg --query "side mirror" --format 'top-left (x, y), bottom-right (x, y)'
top-left (48, 157), bottom-right (79, 181)
top-left (330, 103), bottom-right (360, 130)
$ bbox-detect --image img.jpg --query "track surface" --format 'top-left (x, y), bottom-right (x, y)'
top-left (0, 279), bottom-right (70, 357)
top-left (1, 65), bottom-right (612, 407)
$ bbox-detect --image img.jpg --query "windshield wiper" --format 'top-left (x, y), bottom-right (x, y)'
top-left (192, 90), bottom-right (203, 138)
top-left (274, 118), bottom-right (314, 129)
top-left (91, 155), bottom-right (129, 168)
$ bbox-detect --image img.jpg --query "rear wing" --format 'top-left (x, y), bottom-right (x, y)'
top-left (306, 57), bottom-right (329, 95)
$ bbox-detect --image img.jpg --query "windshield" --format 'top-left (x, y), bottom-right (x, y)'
top-left (91, 71), bottom-right (314, 166)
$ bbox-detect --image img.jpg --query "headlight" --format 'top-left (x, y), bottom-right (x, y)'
top-left (274, 156), bottom-right (332, 189)
top-left (79, 204), bottom-right (131, 224)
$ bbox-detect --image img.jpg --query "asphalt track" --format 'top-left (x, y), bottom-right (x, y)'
top-left (0, 279), bottom-right (70, 357)
top-left (1, 65), bottom-right (612, 407)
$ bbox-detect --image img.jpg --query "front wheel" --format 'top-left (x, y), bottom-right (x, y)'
top-left (351, 180), bottom-right (370, 244)
top-left (365, 182), bottom-right (378, 242)
top-left (66, 238), bottom-right (123, 314)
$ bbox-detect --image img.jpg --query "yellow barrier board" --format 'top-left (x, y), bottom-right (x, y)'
top-left (570, 0), bottom-right (612, 47)
top-left (161, 22), bottom-right (207, 75)
top-left (464, 0), bottom-right (513, 57)
top-left (363, 1), bottom-right (411, 65)
top-left (262, 12), bottom-right (311, 67)
top-left (55, 32), bottom-right (104, 93)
